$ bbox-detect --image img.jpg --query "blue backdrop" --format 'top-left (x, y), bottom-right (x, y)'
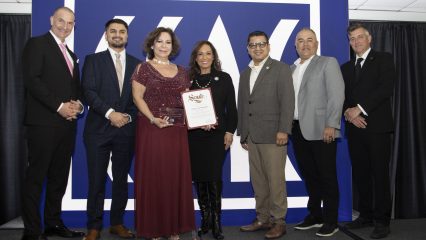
top-left (31, 0), bottom-right (351, 228)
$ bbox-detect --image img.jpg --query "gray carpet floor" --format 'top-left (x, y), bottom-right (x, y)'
top-left (1, 219), bottom-right (425, 240)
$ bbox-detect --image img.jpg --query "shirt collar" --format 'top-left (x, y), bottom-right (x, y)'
top-left (357, 48), bottom-right (371, 61)
top-left (49, 30), bottom-right (66, 45)
top-left (108, 47), bottom-right (126, 60)
top-left (294, 55), bottom-right (315, 66)
top-left (249, 56), bottom-right (269, 69)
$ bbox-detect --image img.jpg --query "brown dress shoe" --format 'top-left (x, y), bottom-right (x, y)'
top-left (109, 225), bottom-right (135, 239)
top-left (240, 219), bottom-right (272, 232)
top-left (265, 223), bottom-right (286, 239)
top-left (83, 229), bottom-right (100, 240)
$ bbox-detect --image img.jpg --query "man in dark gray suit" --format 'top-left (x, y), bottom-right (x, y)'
top-left (81, 19), bottom-right (139, 240)
top-left (290, 28), bottom-right (344, 237)
top-left (238, 31), bottom-right (294, 239)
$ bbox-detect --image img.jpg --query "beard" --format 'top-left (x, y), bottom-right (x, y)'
top-left (110, 37), bottom-right (127, 49)
top-left (111, 42), bottom-right (127, 48)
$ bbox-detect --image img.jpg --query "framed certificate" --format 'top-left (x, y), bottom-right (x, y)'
top-left (181, 88), bottom-right (217, 129)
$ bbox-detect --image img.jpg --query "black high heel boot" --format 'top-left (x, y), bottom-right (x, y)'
top-left (209, 181), bottom-right (224, 240)
top-left (195, 182), bottom-right (211, 236)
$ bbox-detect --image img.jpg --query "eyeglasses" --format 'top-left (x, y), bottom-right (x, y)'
top-left (247, 41), bottom-right (268, 49)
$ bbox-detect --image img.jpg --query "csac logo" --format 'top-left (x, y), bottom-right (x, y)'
top-left (188, 93), bottom-right (204, 103)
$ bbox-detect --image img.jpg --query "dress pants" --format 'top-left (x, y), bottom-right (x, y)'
top-left (22, 125), bottom-right (75, 235)
top-left (347, 126), bottom-right (391, 225)
top-left (247, 136), bottom-right (287, 224)
top-left (84, 133), bottom-right (134, 230)
top-left (291, 121), bottom-right (339, 224)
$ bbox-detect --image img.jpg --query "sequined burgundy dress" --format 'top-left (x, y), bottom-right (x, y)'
top-left (131, 62), bottom-right (195, 238)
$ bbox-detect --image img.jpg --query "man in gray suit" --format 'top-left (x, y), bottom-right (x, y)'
top-left (238, 31), bottom-right (294, 239)
top-left (290, 28), bottom-right (344, 237)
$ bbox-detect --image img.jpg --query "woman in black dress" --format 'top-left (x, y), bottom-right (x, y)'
top-left (188, 41), bottom-right (238, 239)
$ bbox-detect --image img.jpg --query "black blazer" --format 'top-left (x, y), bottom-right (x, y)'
top-left (189, 70), bottom-right (238, 134)
top-left (22, 32), bottom-right (82, 127)
top-left (341, 50), bottom-right (395, 133)
top-left (82, 50), bottom-right (140, 136)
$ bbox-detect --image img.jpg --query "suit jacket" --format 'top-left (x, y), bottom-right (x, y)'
top-left (341, 50), bottom-right (395, 133)
top-left (291, 55), bottom-right (345, 140)
top-left (82, 49), bottom-right (140, 136)
top-left (237, 57), bottom-right (295, 144)
top-left (22, 32), bottom-right (82, 127)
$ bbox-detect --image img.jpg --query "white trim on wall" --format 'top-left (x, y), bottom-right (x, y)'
top-left (350, 9), bottom-right (426, 22)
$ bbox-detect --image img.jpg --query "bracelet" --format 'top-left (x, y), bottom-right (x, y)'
top-left (149, 117), bottom-right (155, 124)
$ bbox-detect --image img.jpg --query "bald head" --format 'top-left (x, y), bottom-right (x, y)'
top-left (50, 7), bottom-right (75, 42)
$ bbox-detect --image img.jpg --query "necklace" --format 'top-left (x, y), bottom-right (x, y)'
top-left (194, 76), bottom-right (212, 88)
top-left (152, 58), bottom-right (170, 65)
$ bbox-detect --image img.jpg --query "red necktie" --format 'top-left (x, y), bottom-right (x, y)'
top-left (59, 43), bottom-right (74, 76)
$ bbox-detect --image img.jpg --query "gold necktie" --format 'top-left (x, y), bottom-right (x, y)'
top-left (115, 53), bottom-right (123, 94)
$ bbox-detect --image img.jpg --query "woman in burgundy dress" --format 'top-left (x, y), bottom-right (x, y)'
top-left (131, 27), bottom-right (196, 240)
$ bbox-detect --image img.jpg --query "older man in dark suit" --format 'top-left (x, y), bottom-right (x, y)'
top-left (237, 31), bottom-right (294, 239)
top-left (341, 23), bottom-right (395, 239)
top-left (81, 18), bottom-right (140, 240)
top-left (21, 7), bottom-right (84, 240)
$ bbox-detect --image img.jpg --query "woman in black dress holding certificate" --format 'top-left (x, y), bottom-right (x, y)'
top-left (188, 41), bottom-right (238, 240)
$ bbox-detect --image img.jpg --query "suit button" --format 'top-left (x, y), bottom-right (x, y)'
top-left (249, 113), bottom-right (252, 116)
top-left (249, 101), bottom-right (252, 104)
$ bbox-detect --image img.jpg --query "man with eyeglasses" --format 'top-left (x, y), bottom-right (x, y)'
top-left (237, 31), bottom-right (294, 239)
top-left (341, 23), bottom-right (395, 239)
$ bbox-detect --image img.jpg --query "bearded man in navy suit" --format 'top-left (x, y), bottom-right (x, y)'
top-left (341, 23), bottom-right (396, 239)
top-left (81, 18), bottom-right (140, 240)
top-left (21, 7), bottom-right (84, 240)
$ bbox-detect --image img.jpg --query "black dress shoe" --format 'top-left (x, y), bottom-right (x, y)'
top-left (21, 234), bottom-right (48, 240)
top-left (44, 225), bottom-right (85, 238)
top-left (345, 217), bottom-right (374, 229)
top-left (370, 224), bottom-right (390, 239)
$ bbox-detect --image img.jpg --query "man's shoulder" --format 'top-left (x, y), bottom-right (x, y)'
top-left (126, 53), bottom-right (141, 65)
top-left (268, 58), bottom-right (290, 71)
top-left (27, 32), bottom-right (51, 45)
top-left (369, 50), bottom-right (393, 61)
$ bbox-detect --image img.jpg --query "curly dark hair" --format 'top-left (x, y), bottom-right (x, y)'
top-left (143, 27), bottom-right (180, 60)
top-left (188, 40), bottom-right (221, 80)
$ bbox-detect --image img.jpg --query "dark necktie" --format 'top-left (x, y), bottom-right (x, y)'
top-left (355, 57), bottom-right (363, 82)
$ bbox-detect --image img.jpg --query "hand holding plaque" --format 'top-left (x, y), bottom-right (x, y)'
top-left (158, 107), bottom-right (185, 126)
top-left (182, 88), bottom-right (217, 129)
